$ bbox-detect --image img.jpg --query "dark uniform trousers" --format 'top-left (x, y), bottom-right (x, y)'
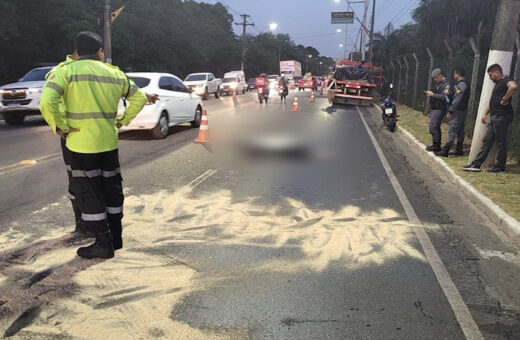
top-left (446, 109), bottom-right (467, 146)
top-left (68, 148), bottom-right (124, 236)
top-left (429, 109), bottom-right (445, 144)
top-left (61, 138), bottom-right (82, 227)
top-left (473, 115), bottom-right (513, 170)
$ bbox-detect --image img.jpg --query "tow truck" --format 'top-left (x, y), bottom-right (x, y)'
top-left (332, 60), bottom-right (382, 107)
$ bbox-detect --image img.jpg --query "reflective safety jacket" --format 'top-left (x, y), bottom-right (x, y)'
top-left (40, 57), bottom-right (146, 154)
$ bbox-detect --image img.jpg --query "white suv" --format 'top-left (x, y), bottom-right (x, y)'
top-left (0, 66), bottom-right (53, 125)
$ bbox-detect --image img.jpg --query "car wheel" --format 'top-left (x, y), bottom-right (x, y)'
top-left (202, 88), bottom-right (209, 100)
top-left (152, 112), bottom-right (169, 139)
top-left (191, 106), bottom-right (202, 128)
top-left (3, 112), bottom-right (26, 125)
top-left (215, 87), bottom-right (220, 98)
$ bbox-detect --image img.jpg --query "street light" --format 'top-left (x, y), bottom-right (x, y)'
top-left (337, 29), bottom-right (343, 33)
top-left (269, 23), bottom-right (278, 31)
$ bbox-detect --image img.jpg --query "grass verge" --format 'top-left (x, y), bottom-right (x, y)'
top-left (396, 105), bottom-right (520, 222)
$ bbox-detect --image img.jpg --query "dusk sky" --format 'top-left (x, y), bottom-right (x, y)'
top-left (200, 0), bottom-right (418, 58)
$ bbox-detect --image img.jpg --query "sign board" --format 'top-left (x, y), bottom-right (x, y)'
top-left (331, 12), bottom-right (354, 24)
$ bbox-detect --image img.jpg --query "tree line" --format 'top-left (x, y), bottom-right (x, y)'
top-left (0, 0), bottom-right (334, 85)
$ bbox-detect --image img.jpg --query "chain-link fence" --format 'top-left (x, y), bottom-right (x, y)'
top-left (386, 39), bottom-right (520, 162)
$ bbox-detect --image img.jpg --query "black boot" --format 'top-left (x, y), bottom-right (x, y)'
top-left (108, 214), bottom-right (123, 250)
top-left (435, 143), bottom-right (451, 157)
top-left (77, 231), bottom-right (114, 259)
top-left (451, 142), bottom-right (463, 156)
top-left (426, 142), bottom-right (441, 152)
top-left (109, 224), bottom-right (123, 250)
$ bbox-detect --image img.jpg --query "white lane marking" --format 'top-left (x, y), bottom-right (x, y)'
top-left (356, 106), bottom-right (484, 340)
top-left (185, 169), bottom-right (217, 189)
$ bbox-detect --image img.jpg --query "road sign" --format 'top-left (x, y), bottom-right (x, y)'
top-left (331, 12), bottom-right (354, 24)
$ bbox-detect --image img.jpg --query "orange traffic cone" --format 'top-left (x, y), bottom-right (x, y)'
top-left (195, 109), bottom-right (210, 143)
top-left (291, 96), bottom-right (299, 111)
top-left (320, 84), bottom-right (324, 95)
top-left (232, 89), bottom-right (237, 99)
top-left (310, 92), bottom-right (315, 103)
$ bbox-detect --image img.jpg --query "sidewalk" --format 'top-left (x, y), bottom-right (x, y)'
top-left (393, 104), bottom-right (520, 239)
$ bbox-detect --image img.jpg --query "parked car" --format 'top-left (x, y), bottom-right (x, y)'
top-left (221, 70), bottom-right (246, 95)
top-left (184, 72), bottom-right (221, 100)
top-left (118, 72), bottom-right (203, 139)
top-left (0, 66), bottom-right (54, 125)
top-left (247, 78), bottom-right (257, 91)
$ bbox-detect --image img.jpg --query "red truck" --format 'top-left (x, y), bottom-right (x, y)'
top-left (332, 60), bottom-right (381, 106)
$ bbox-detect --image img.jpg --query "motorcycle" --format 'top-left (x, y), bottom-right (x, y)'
top-left (278, 85), bottom-right (288, 101)
top-left (258, 86), bottom-right (269, 104)
top-left (381, 84), bottom-right (398, 132)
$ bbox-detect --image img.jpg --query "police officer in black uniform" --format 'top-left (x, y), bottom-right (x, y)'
top-left (424, 68), bottom-right (452, 152)
top-left (464, 64), bottom-right (517, 173)
top-left (436, 68), bottom-right (469, 157)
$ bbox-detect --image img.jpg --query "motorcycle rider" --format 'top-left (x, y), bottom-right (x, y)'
top-left (255, 73), bottom-right (270, 100)
top-left (278, 75), bottom-right (288, 100)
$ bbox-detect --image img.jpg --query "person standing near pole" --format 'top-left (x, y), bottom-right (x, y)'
top-left (40, 31), bottom-right (147, 259)
top-left (424, 68), bottom-right (452, 152)
top-left (436, 68), bottom-right (469, 157)
top-left (463, 63), bottom-right (517, 172)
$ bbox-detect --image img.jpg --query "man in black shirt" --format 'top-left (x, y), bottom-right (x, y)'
top-left (425, 68), bottom-right (452, 152)
top-left (436, 68), bottom-right (470, 157)
top-left (463, 63), bottom-right (517, 173)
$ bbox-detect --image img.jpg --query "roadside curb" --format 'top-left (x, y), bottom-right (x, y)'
top-left (370, 104), bottom-right (520, 244)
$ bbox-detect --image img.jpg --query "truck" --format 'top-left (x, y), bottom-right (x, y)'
top-left (279, 60), bottom-right (302, 80)
top-left (332, 64), bottom-right (377, 106)
top-left (0, 66), bottom-right (54, 125)
top-left (183, 72), bottom-right (222, 100)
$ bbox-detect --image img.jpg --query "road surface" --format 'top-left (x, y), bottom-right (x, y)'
top-left (0, 91), bottom-right (519, 339)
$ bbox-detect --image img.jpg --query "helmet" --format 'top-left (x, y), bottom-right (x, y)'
top-left (260, 73), bottom-right (267, 78)
top-left (384, 97), bottom-right (391, 104)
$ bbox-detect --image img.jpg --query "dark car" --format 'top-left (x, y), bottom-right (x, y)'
top-left (247, 78), bottom-right (256, 91)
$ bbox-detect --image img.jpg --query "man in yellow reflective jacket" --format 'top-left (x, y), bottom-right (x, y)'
top-left (40, 31), bottom-right (147, 259)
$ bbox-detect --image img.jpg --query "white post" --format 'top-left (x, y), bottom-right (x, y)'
top-left (468, 0), bottom-right (520, 164)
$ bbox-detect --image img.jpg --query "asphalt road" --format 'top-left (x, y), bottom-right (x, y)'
top-left (0, 90), bottom-right (519, 339)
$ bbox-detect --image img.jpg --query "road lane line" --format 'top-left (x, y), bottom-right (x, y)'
top-left (185, 169), bottom-right (217, 189)
top-left (0, 152), bottom-right (61, 176)
top-left (356, 106), bottom-right (484, 340)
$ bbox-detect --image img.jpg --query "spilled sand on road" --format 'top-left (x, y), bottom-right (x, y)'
top-left (1, 186), bottom-right (425, 339)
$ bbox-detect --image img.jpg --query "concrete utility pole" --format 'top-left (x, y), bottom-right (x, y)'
top-left (403, 55), bottom-right (409, 104)
top-left (469, 0), bottom-right (520, 164)
top-left (361, 0), bottom-right (369, 61)
top-left (468, 37), bottom-right (481, 124)
top-left (235, 14), bottom-right (255, 71)
top-left (368, 0), bottom-right (376, 63)
top-left (103, 0), bottom-right (112, 64)
top-left (396, 59), bottom-right (402, 102)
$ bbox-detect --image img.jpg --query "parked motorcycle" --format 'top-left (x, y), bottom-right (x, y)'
top-left (380, 84), bottom-right (398, 132)
top-left (258, 86), bottom-right (269, 104)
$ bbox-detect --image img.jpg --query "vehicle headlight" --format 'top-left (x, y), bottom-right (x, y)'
top-left (197, 84), bottom-right (205, 88)
top-left (0, 90), bottom-right (4, 94)
top-left (230, 82), bottom-right (237, 89)
top-left (28, 88), bottom-right (42, 94)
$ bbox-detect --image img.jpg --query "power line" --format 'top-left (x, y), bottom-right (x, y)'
top-left (388, 0), bottom-right (418, 27)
